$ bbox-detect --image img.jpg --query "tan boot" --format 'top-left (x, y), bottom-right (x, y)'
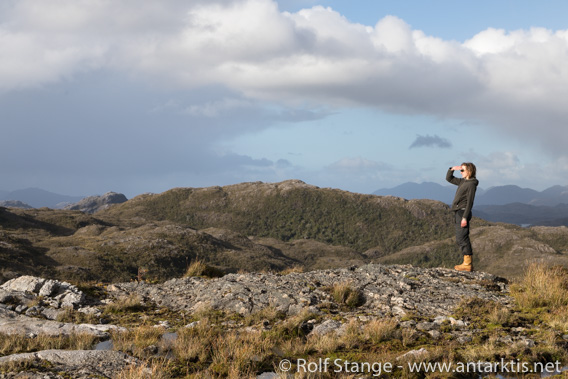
top-left (455, 255), bottom-right (473, 272)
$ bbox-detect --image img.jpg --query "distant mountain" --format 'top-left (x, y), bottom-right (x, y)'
top-left (374, 182), bottom-right (568, 206)
top-left (373, 182), bottom-right (568, 226)
top-left (475, 185), bottom-right (540, 206)
top-left (0, 188), bottom-right (84, 209)
top-left (535, 185), bottom-right (568, 206)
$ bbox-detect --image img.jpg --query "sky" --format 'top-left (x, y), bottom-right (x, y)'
top-left (2, 0), bottom-right (568, 198)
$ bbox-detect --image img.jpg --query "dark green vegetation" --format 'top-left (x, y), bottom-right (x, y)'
top-left (1, 180), bottom-right (568, 283)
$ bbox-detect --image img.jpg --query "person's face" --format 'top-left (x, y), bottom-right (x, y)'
top-left (460, 165), bottom-right (470, 179)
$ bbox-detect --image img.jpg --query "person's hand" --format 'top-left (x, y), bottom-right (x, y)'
top-left (461, 218), bottom-right (467, 228)
top-left (452, 165), bottom-right (462, 171)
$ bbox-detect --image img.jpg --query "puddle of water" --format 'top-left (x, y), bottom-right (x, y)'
top-left (93, 339), bottom-right (113, 351)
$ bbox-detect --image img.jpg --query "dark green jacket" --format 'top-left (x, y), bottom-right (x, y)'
top-left (446, 168), bottom-right (479, 219)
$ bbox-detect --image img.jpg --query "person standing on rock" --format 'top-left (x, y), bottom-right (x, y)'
top-left (447, 163), bottom-right (479, 272)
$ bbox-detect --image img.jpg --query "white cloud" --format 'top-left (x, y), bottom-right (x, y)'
top-left (1, 0), bottom-right (568, 156)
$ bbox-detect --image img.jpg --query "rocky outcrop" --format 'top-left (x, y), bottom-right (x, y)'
top-left (0, 276), bottom-right (126, 338)
top-left (1, 276), bottom-right (85, 308)
top-left (64, 192), bottom-right (127, 214)
top-left (108, 264), bottom-right (510, 317)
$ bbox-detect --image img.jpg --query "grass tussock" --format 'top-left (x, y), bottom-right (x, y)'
top-left (364, 318), bottom-right (400, 344)
top-left (280, 265), bottom-right (305, 275)
top-left (184, 260), bottom-right (225, 278)
top-left (510, 263), bottom-right (568, 309)
top-left (56, 308), bottom-right (99, 324)
top-left (111, 326), bottom-right (164, 357)
top-left (105, 294), bottom-right (146, 314)
top-left (330, 282), bottom-right (365, 309)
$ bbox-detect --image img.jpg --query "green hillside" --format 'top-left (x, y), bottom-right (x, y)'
top-left (1, 180), bottom-right (567, 283)
top-left (99, 180), bottom-right (457, 253)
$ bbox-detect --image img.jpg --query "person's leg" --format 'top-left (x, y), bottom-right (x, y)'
top-left (454, 211), bottom-right (473, 271)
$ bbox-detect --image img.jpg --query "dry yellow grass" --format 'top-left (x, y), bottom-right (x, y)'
top-left (0, 332), bottom-right (99, 356)
top-left (510, 263), bottom-right (568, 309)
top-left (364, 318), bottom-right (400, 344)
top-left (115, 359), bottom-right (170, 379)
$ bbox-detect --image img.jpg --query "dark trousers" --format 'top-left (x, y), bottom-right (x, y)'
top-left (454, 210), bottom-right (473, 255)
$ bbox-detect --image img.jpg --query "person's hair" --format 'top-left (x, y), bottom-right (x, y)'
top-left (461, 162), bottom-right (476, 178)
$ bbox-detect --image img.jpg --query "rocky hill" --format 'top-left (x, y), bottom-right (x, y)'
top-left (0, 180), bottom-right (567, 283)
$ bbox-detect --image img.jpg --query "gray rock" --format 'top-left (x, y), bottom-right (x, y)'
top-left (39, 279), bottom-right (59, 297)
top-left (24, 306), bottom-right (40, 317)
top-left (59, 291), bottom-right (85, 309)
top-left (310, 319), bottom-right (342, 336)
top-left (41, 307), bottom-right (65, 320)
top-left (15, 304), bottom-right (27, 313)
top-left (0, 311), bottom-right (126, 338)
top-left (397, 348), bottom-right (429, 361)
top-left (1, 276), bottom-right (46, 293)
top-left (428, 330), bottom-right (442, 339)
top-left (0, 275), bottom-right (86, 310)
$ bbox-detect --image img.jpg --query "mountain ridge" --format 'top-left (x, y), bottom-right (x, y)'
top-left (374, 181), bottom-right (568, 226)
top-left (0, 188), bottom-right (84, 209)
top-left (374, 182), bottom-right (568, 206)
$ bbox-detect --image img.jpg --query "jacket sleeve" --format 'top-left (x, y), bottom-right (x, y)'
top-left (462, 184), bottom-right (477, 219)
top-left (446, 168), bottom-right (461, 186)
